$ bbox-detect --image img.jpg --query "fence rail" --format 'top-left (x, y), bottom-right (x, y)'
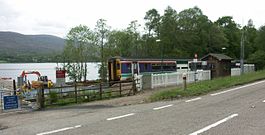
top-left (231, 64), bottom-right (255, 76)
top-left (151, 70), bottom-right (211, 89)
top-left (42, 80), bottom-right (137, 107)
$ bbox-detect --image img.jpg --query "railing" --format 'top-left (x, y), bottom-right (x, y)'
top-left (231, 64), bottom-right (255, 76)
top-left (151, 70), bottom-right (211, 89)
top-left (42, 80), bottom-right (137, 107)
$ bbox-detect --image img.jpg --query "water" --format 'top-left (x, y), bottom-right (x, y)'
top-left (0, 63), bottom-right (99, 83)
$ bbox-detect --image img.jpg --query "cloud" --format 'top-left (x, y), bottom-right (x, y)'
top-left (0, 1), bottom-right (20, 30)
top-left (0, 0), bottom-right (265, 38)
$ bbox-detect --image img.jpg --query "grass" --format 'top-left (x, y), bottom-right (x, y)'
top-left (150, 70), bottom-right (265, 102)
top-left (44, 89), bottom-right (123, 107)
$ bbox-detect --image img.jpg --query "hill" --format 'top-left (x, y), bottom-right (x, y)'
top-left (0, 31), bottom-right (65, 62)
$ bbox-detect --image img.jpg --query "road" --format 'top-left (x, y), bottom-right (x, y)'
top-left (1, 80), bottom-right (265, 135)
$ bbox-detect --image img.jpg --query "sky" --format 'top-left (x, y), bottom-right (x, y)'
top-left (0, 0), bottom-right (265, 38)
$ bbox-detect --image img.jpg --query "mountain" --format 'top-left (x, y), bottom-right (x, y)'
top-left (0, 31), bottom-right (65, 62)
top-left (0, 31), bottom-right (65, 55)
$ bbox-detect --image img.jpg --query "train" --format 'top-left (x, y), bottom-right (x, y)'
top-left (108, 57), bottom-right (206, 82)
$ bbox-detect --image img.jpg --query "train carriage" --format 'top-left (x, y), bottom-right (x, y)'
top-left (108, 57), bottom-right (177, 82)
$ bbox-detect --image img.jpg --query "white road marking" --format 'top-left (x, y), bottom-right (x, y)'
top-left (189, 114), bottom-right (238, 135)
top-left (153, 104), bottom-right (173, 110)
top-left (185, 97), bottom-right (202, 103)
top-left (36, 125), bottom-right (82, 135)
top-left (263, 100), bottom-right (265, 103)
top-left (107, 113), bottom-right (135, 121)
top-left (211, 80), bottom-right (265, 96)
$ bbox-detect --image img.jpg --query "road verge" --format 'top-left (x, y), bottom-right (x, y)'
top-left (150, 70), bottom-right (265, 101)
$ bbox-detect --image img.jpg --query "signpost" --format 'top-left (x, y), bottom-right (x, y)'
top-left (2, 95), bottom-right (20, 111)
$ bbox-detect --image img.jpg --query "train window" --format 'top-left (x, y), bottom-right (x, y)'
top-left (152, 64), bottom-right (161, 71)
top-left (127, 63), bottom-right (131, 71)
top-left (144, 64), bottom-right (148, 71)
top-left (121, 63), bottom-right (131, 73)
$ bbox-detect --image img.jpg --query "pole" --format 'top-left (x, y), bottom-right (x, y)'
top-left (99, 83), bottom-right (102, 100)
top-left (240, 29), bottom-right (245, 75)
top-left (13, 80), bottom-right (16, 95)
top-left (75, 82), bottom-right (77, 103)
top-left (119, 82), bottom-right (122, 97)
top-left (101, 36), bottom-right (104, 81)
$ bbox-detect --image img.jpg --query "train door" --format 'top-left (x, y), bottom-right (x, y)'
top-left (132, 61), bottom-right (139, 75)
top-left (108, 58), bottom-right (121, 81)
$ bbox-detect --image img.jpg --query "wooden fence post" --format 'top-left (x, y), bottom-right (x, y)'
top-left (132, 77), bottom-right (136, 95)
top-left (99, 83), bottom-right (102, 100)
top-left (41, 87), bottom-right (44, 108)
top-left (13, 80), bottom-right (16, 95)
top-left (75, 82), bottom-right (77, 103)
top-left (37, 84), bottom-right (45, 109)
top-left (119, 82), bottom-right (122, 97)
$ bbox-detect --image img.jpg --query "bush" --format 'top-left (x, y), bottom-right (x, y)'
top-left (48, 91), bottom-right (58, 104)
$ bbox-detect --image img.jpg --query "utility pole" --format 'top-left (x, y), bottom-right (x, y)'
top-left (156, 39), bottom-right (163, 72)
top-left (240, 29), bottom-right (245, 75)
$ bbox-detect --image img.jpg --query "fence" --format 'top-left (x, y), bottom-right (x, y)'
top-left (151, 70), bottom-right (211, 89)
top-left (134, 74), bottom-right (143, 91)
top-left (231, 64), bottom-right (255, 76)
top-left (42, 80), bottom-right (137, 107)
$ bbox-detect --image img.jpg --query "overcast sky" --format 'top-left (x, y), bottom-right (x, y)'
top-left (1, 0), bottom-right (264, 38)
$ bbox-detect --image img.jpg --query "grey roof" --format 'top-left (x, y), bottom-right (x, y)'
top-left (201, 53), bottom-right (233, 61)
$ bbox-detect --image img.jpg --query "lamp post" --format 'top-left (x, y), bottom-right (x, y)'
top-left (222, 47), bottom-right (226, 53)
top-left (156, 39), bottom-right (163, 72)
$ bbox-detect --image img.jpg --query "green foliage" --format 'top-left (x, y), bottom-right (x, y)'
top-left (248, 50), bottom-right (265, 70)
top-left (63, 25), bottom-right (95, 82)
top-left (215, 16), bottom-right (241, 58)
top-left (48, 91), bottom-right (58, 104)
top-left (94, 19), bottom-right (111, 81)
top-left (60, 6), bottom-right (265, 82)
top-left (150, 70), bottom-right (265, 101)
top-left (255, 26), bottom-right (265, 51)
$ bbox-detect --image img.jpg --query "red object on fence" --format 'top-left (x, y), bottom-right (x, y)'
top-left (56, 70), bottom-right (66, 78)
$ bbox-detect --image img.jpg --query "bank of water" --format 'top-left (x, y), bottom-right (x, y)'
top-left (0, 63), bottom-right (99, 83)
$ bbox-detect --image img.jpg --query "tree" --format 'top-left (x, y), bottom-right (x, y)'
top-left (94, 19), bottom-right (111, 82)
top-left (243, 19), bottom-right (257, 59)
top-left (159, 6), bottom-right (178, 58)
top-left (215, 16), bottom-right (241, 58)
top-left (63, 25), bottom-right (95, 82)
top-left (144, 9), bottom-right (161, 37)
top-left (248, 50), bottom-right (265, 70)
top-left (248, 25), bottom-right (265, 70)
top-left (126, 20), bottom-right (141, 58)
top-left (143, 9), bottom-right (161, 57)
top-left (254, 25), bottom-right (265, 51)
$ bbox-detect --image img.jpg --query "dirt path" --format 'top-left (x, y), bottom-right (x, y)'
top-left (78, 85), bottom-right (179, 107)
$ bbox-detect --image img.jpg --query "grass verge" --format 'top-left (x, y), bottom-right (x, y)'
top-left (150, 70), bottom-right (265, 102)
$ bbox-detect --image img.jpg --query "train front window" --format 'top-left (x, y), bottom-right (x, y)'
top-left (121, 63), bottom-right (131, 73)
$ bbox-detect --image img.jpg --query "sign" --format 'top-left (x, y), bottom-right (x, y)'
top-left (56, 70), bottom-right (66, 78)
top-left (3, 95), bottom-right (20, 111)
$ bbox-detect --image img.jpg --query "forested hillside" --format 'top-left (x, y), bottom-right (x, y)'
top-left (0, 31), bottom-right (65, 62)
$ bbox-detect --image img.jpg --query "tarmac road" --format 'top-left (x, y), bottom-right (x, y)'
top-left (1, 80), bottom-right (265, 135)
